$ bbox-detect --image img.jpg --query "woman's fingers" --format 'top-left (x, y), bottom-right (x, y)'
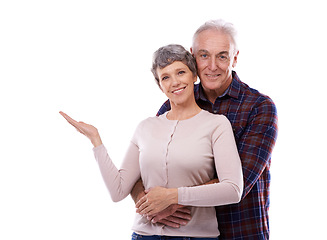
top-left (135, 196), bottom-right (154, 216)
top-left (60, 111), bottom-right (79, 128)
top-left (135, 195), bottom-right (147, 211)
top-left (59, 111), bottom-right (85, 134)
top-left (60, 111), bottom-right (102, 147)
top-left (135, 188), bottom-right (175, 216)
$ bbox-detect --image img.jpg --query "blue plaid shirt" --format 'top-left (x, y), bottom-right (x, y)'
top-left (157, 71), bottom-right (278, 240)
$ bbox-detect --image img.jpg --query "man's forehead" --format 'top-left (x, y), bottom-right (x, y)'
top-left (195, 47), bottom-right (232, 56)
top-left (194, 37), bottom-right (233, 54)
top-left (194, 30), bottom-right (232, 49)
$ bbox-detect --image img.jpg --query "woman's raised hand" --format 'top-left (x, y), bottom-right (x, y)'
top-left (59, 111), bottom-right (103, 147)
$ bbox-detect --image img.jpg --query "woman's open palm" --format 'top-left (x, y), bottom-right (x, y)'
top-left (59, 111), bottom-right (102, 147)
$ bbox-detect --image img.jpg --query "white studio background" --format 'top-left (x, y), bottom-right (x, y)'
top-left (0, 0), bottom-right (326, 239)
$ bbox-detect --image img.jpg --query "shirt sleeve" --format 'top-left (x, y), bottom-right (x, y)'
top-left (239, 97), bottom-right (278, 199)
top-left (93, 142), bottom-right (141, 202)
top-left (156, 99), bottom-right (171, 116)
top-left (178, 116), bottom-right (243, 206)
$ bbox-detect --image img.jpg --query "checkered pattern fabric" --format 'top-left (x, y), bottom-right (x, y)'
top-left (157, 71), bottom-right (278, 240)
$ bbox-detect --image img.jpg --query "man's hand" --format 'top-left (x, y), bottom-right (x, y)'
top-left (146, 205), bottom-right (192, 228)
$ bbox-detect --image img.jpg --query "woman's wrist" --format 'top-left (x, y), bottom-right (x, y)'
top-left (168, 188), bottom-right (178, 205)
top-left (91, 137), bottom-right (103, 148)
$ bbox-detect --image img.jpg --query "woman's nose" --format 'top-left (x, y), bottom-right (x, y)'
top-left (171, 76), bottom-right (181, 86)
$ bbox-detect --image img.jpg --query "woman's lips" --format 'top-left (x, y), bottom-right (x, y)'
top-left (172, 87), bottom-right (186, 94)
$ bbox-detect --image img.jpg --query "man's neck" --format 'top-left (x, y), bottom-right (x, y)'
top-left (205, 89), bottom-right (221, 104)
top-left (204, 86), bottom-right (230, 104)
top-left (202, 80), bottom-right (232, 104)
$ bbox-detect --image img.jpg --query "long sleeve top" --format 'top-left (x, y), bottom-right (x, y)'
top-left (93, 110), bottom-right (243, 237)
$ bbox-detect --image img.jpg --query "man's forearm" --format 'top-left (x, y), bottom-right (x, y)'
top-left (203, 178), bottom-right (219, 185)
top-left (131, 178), bottom-right (145, 203)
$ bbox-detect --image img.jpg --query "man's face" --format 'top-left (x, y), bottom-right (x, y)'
top-left (191, 29), bottom-right (239, 96)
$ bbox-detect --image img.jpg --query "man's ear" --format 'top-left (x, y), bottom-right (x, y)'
top-left (190, 47), bottom-right (194, 55)
top-left (193, 75), bottom-right (198, 83)
top-left (232, 50), bottom-right (239, 68)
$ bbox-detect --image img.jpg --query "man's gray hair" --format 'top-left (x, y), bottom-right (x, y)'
top-left (192, 19), bottom-right (238, 53)
top-left (151, 44), bottom-right (197, 86)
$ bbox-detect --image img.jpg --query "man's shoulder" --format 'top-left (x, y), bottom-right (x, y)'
top-left (236, 77), bottom-right (276, 109)
top-left (157, 99), bottom-right (170, 116)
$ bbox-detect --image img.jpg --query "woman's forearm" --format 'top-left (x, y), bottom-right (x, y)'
top-left (94, 143), bottom-right (141, 202)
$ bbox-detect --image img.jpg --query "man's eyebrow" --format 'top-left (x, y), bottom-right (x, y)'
top-left (217, 51), bottom-right (229, 55)
top-left (197, 50), bottom-right (229, 55)
top-left (197, 49), bottom-right (209, 54)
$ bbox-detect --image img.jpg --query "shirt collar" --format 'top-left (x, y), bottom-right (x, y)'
top-left (195, 71), bottom-right (240, 101)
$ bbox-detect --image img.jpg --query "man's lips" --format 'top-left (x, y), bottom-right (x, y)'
top-left (205, 74), bottom-right (221, 78)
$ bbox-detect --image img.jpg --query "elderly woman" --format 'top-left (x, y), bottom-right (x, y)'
top-left (60, 44), bottom-right (243, 240)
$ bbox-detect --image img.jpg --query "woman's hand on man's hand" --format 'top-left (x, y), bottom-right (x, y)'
top-left (135, 186), bottom-right (178, 216)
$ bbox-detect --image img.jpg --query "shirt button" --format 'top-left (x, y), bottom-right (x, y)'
top-left (213, 110), bottom-right (218, 114)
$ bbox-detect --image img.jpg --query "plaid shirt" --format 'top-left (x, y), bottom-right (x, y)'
top-left (157, 71), bottom-right (278, 240)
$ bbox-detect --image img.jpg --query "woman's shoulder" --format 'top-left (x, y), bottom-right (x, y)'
top-left (197, 111), bottom-right (233, 133)
top-left (132, 116), bottom-right (163, 143)
top-left (201, 110), bottom-right (230, 123)
top-left (136, 115), bottom-right (165, 129)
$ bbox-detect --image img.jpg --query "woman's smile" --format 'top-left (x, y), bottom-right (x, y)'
top-left (172, 86), bottom-right (186, 94)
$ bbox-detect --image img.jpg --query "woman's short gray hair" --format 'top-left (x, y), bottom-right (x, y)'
top-left (151, 44), bottom-right (197, 86)
top-left (192, 19), bottom-right (238, 53)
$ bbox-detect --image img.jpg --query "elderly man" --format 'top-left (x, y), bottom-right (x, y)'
top-left (132, 19), bottom-right (278, 240)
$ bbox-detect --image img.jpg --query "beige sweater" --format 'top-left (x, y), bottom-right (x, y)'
top-left (93, 110), bottom-right (243, 237)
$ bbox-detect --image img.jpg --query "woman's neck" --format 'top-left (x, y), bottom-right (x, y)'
top-left (167, 102), bottom-right (202, 121)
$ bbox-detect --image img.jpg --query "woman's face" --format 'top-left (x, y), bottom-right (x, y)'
top-left (157, 61), bottom-right (197, 107)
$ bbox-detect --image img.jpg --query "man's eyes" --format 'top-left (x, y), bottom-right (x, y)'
top-left (198, 53), bottom-right (229, 61)
top-left (218, 54), bottom-right (229, 61)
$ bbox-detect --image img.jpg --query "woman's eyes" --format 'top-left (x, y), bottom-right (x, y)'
top-left (161, 71), bottom-right (185, 80)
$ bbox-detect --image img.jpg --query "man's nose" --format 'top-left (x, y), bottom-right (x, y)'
top-left (208, 58), bottom-right (218, 71)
